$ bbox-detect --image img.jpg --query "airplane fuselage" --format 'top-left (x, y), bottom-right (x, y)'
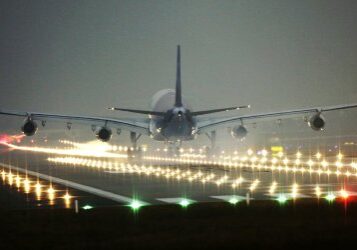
top-left (149, 107), bottom-right (197, 142)
top-left (149, 90), bottom-right (197, 141)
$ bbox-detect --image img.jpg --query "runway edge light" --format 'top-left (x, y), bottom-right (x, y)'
top-left (82, 205), bottom-right (93, 210)
top-left (179, 198), bottom-right (192, 208)
top-left (276, 194), bottom-right (288, 204)
top-left (129, 200), bottom-right (144, 211)
top-left (228, 197), bottom-right (240, 205)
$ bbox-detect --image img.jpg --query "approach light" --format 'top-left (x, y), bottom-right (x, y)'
top-left (269, 181), bottom-right (278, 194)
top-left (261, 149), bottom-right (268, 156)
top-left (291, 183), bottom-right (299, 199)
top-left (35, 182), bottom-right (42, 198)
top-left (321, 160), bottom-right (328, 168)
top-left (337, 153), bottom-right (343, 160)
top-left (23, 178), bottom-right (31, 193)
top-left (47, 186), bottom-right (55, 195)
top-left (15, 175), bottom-right (21, 188)
top-left (315, 186), bottom-right (322, 198)
top-left (340, 189), bottom-right (349, 199)
top-left (63, 192), bottom-right (72, 201)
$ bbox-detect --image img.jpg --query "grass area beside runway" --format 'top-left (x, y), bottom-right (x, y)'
top-left (0, 199), bottom-right (357, 249)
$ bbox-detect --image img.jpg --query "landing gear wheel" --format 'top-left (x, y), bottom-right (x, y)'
top-left (166, 141), bottom-right (182, 157)
top-left (127, 146), bottom-right (143, 159)
top-left (128, 132), bottom-right (142, 159)
top-left (204, 131), bottom-right (218, 158)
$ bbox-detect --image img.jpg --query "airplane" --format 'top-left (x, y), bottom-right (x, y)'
top-left (1, 45), bottom-right (357, 152)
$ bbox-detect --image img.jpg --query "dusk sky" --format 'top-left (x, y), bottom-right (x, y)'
top-left (1, 0), bottom-right (357, 146)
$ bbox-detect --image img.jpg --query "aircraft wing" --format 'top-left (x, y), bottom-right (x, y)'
top-left (197, 103), bottom-right (357, 133)
top-left (0, 109), bottom-right (150, 135)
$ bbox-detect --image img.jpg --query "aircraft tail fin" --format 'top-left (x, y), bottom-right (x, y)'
top-left (174, 45), bottom-right (183, 107)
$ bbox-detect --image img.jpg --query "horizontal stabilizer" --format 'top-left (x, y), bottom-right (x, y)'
top-left (191, 105), bottom-right (250, 116)
top-left (108, 107), bottom-right (165, 116)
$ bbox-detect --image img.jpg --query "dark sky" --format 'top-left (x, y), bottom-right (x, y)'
top-left (1, 0), bottom-right (357, 146)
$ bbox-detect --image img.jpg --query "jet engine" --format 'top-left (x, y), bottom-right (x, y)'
top-left (21, 119), bottom-right (38, 136)
top-left (95, 127), bottom-right (112, 142)
top-left (230, 125), bottom-right (248, 140)
top-left (308, 114), bottom-right (325, 131)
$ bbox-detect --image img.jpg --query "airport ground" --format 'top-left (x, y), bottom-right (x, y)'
top-left (0, 199), bottom-right (357, 249)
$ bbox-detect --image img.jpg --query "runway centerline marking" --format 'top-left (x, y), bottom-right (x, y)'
top-left (0, 162), bottom-right (149, 205)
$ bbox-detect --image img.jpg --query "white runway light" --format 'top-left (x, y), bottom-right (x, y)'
top-left (3, 139), bottom-right (357, 205)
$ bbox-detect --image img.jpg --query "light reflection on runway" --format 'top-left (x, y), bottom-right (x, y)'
top-left (1, 138), bottom-right (357, 207)
top-left (0, 168), bottom-right (73, 207)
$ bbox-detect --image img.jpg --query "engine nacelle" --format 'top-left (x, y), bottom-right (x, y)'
top-left (308, 114), bottom-right (325, 131)
top-left (21, 120), bottom-right (38, 136)
top-left (231, 125), bottom-right (248, 140)
top-left (95, 127), bottom-right (112, 142)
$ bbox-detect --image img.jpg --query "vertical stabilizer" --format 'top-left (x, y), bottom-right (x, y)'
top-left (175, 45), bottom-right (183, 107)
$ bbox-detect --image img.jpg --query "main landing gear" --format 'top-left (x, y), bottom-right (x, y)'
top-left (204, 131), bottom-right (220, 156)
top-left (166, 141), bottom-right (182, 157)
top-left (127, 132), bottom-right (142, 158)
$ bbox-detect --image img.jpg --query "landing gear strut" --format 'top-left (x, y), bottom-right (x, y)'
top-left (128, 132), bottom-right (142, 158)
top-left (205, 131), bottom-right (216, 149)
top-left (166, 141), bottom-right (182, 157)
top-left (205, 131), bottom-right (219, 156)
top-left (130, 132), bottom-right (141, 149)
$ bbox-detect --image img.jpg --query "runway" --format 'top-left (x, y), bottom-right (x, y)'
top-left (1, 138), bottom-right (357, 209)
top-left (1, 150), bottom-right (259, 206)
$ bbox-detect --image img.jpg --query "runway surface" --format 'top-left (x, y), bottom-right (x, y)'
top-left (1, 139), bottom-right (357, 208)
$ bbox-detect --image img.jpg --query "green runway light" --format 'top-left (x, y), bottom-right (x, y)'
top-left (82, 205), bottom-right (93, 210)
top-left (179, 199), bottom-right (190, 207)
top-left (325, 193), bottom-right (336, 202)
top-left (228, 197), bottom-right (239, 205)
top-left (129, 200), bottom-right (143, 210)
top-left (276, 195), bottom-right (288, 204)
